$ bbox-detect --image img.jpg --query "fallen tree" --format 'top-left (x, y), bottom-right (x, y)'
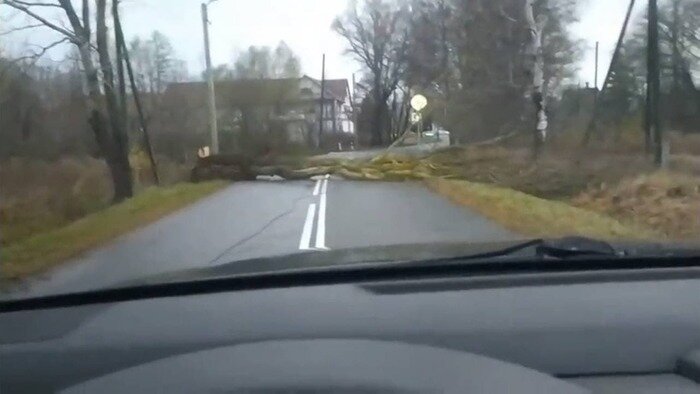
top-left (190, 152), bottom-right (462, 183)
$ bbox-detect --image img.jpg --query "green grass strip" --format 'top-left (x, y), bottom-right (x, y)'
top-left (426, 178), bottom-right (659, 241)
top-left (1, 181), bottom-right (227, 280)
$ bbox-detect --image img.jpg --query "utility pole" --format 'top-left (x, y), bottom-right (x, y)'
top-left (670, 0), bottom-right (682, 125)
top-left (594, 41), bottom-right (599, 90)
top-left (201, 2), bottom-right (219, 154)
top-left (592, 41), bottom-right (599, 139)
top-left (113, 0), bottom-right (128, 135)
top-left (351, 72), bottom-right (358, 148)
top-left (351, 72), bottom-right (356, 134)
top-left (582, 0), bottom-right (636, 146)
top-left (647, 0), bottom-right (663, 165)
top-left (351, 73), bottom-right (356, 105)
top-left (318, 53), bottom-right (326, 149)
top-left (115, 4), bottom-right (160, 184)
top-left (645, 0), bottom-right (655, 154)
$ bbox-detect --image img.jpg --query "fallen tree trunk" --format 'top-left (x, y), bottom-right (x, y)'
top-left (190, 153), bottom-right (460, 183)
top-left (191, 154), bottom-right (256, 182)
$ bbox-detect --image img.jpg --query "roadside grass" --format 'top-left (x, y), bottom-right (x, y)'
top-left (425, 178), bottom-right (659, 241)
top-left (423, 133), bottom-right (700, 241)
top-left (1, 181), bottom-right (227, 280)
top-left (0, 157), bottom-right (113, 247)
top-left (572, 171), bottom-right (700, 241)
top-left (0, 155), bottom-right (195, 247)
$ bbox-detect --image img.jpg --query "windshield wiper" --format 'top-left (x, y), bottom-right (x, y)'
top-left (1, 238), bottom-right (696, 313)
top-left (402, 237), bottom-right (621, 267)
top-left (535, 236), bottom-right (620, 258)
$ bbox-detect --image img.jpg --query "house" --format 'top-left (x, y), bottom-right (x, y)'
top-left (162, 75), bottom-right (355, 151)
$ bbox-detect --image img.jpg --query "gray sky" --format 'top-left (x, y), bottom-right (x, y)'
top-left (572, 0), bottom-right (646, 88)
top-left (1, 0), bottom-right (646, 88)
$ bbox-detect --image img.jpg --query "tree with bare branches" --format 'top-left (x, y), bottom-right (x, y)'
top-left (525, 0), bottom-right (548, 158)
top-left (332, 0), bottom-right (409, 146)
top-left (2, 0), bottom-right (133, 201)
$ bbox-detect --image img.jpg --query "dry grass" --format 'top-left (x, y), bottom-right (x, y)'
top-left (669, 155), bottom-right (700, 176)
top-left (1, 181), bottom-right (227, 280)
top-left (424, 131), bottom-right (700, 241)
top-left (541, 120), bottom-right (700, 156)
top-left (426, 179), bottom-right (658, 240)
top-left (1, 155), bottom-right (193, 247)
top-left (668, 133), bottom-right (700, 156)
top-left (0, 157), bottom-right (113, 246)
top-left (307, 130), bottom-right (700, 242)
top-left (573, 172), bottom-right (700, 241)
top-left (426, 178), bottom-right (658, 241)
top-left (427, 144), bottom-right (656, 199)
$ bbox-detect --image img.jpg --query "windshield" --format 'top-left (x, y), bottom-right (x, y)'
top-left (1, 0), bottom-right (699, 299)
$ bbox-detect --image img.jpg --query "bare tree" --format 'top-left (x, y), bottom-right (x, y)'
top-left (395, 0), bottom-right (579, 146)
top-left (150, 31), bottom-right (173, 93)
top-left (128, 31), bottom-right (181, 94)
top-left (525, 0), bottom-right (548, 158)
top-left (664, 0), bottom-right (700, 131)
top-left (333, 0), bottom-right (409, 146)
top-left (2, 0), bottom-right (134, 201)
top-left (232, 41), bottom-right (301, 79)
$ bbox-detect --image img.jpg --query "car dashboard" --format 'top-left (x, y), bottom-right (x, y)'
top-left (2, 266), bottom-right (700, 392)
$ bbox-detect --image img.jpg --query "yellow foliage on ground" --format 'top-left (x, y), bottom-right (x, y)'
top-left (320, 142), bottom-right (700, 242)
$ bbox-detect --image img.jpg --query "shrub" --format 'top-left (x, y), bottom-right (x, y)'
top-left (0, 154), bottom-right (192, 246)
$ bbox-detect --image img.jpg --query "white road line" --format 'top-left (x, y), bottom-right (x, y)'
top-left (314, 177), bottom-right (329, 250)
top-left (298, 203), bottom-right (316, 250)
top-left (312, 179), bottom-right (321, 196)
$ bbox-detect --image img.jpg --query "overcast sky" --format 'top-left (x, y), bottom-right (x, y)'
top-left (1, 0), bottom-right (647, 88)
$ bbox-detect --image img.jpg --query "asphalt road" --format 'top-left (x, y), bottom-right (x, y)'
top-left (5, 179), bottom-right (515, 298)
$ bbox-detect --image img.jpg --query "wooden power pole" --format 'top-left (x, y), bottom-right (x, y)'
top-left (201, 2), bottom-right (219, 154)
top-left (594, 41), bottom-right (599, 90)
top-left (583, 0), bottom-right (636, 146)
top-left (318, 54), bottom-right (326, 149)
top-left (647, 0), bottom-right (663, 166)
top-left (114, 3), bottom-right (160, 185)
top-left (114, 0), bottom-right (127, 129)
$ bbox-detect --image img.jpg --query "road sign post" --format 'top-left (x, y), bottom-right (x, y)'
top-left (410, 94), bottom-right (428, 146)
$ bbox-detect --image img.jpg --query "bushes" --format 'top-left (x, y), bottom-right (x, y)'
top-left (2, 181), bottom-right (226, 280)
top-left (426, 178), bottom-right (656, 241)
top-left (0, 155), bottom-right (192, 247)
top-left (425, 130), bottom-right (700, 241)
top-left (0, 157), bottom-right (112, 246)
top-left (573, 172), bottom-right (700, 240)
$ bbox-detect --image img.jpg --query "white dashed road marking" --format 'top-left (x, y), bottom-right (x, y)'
top-left (299, 175), bottom-right (331, 251)
top-left (298, 203), bottom-right (317, 250)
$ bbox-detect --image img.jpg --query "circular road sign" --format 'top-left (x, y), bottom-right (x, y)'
top-left (410, 94), bottom-right (428, 112)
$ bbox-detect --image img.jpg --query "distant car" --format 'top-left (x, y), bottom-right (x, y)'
top-left (323, 131), bottom-right (356, 151)
top-left (422, 128), bottom-right (451, 147)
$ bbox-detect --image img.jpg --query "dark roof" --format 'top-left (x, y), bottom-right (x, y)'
top-left (164, 78), bottom-right (302, 107)
top-left (163, 76), bottom-right (350, 108)
top-left (320, 79), bottom-right (350, 101)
